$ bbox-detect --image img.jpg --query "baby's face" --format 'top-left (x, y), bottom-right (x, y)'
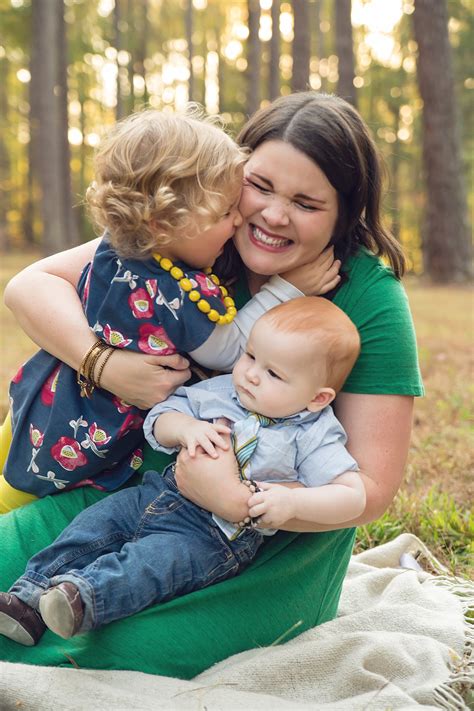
top-left (232, 319), bottom-right (325, 418)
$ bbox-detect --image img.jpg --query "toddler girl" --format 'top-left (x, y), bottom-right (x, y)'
top-left (0, 108), bottom-right (285, 510)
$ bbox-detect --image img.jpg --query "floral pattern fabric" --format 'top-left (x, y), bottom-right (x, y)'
top-left (6, 235), bottom-right (227, 497)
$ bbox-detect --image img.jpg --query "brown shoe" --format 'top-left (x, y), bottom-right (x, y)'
top-left (39, 582), bottom-right (84, 639)
top-left (0, 592), bottom-right (46, 646)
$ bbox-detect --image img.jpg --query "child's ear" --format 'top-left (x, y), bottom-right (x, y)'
top-left (307, 387), bottom-right (336, 412)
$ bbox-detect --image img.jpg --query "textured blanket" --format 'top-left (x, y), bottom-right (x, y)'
top-left (0, 533), bottom-right (472, 710)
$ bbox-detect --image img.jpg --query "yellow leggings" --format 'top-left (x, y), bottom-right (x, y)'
top-left (0, 412), bottom-right (38, 513)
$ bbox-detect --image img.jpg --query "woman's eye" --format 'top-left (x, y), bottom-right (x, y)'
top-left (245, 178), bottom-right (271, 194)
top-left (295, 201), bottom-right (317, 212)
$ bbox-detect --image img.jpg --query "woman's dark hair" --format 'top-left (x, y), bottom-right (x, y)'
top-left (229, 91), bottom-right (405, 278)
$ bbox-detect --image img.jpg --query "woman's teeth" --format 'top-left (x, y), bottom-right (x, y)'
top-left (252, 226), bottom-right (290, 247)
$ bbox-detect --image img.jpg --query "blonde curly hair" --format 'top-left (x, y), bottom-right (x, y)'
top-left (86, 107), bottom-right (247, 259)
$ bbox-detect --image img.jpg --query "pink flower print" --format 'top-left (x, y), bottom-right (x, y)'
top-left (41, 366), bottom-right (61, 406)
top-left (118, 412), bottom-right (144, 439)
top-left (88, 423), bottom-right (112, 447)
top-left (12, 366), bottom-right (24, 384)
top-left (129, 288), bottom-right (154, 319)
top-left (103, 325), bottom-right (133, 348)
top-left (130, 448), bottom-right (143, 471)
top-left (195, 273), bottom-right (220, 298)
top-left (145, 279), bottom-right (157, 299)
top-left (51, 436), bottom-right (88, 471)
top-left (137, 324), bottom-right (175, 355)
top-left (81, 267), bottom-right (92, 306)
top-left (29, 424), bottom-right (44, 448)
top-left (112, 396), bottom-right (133, 413)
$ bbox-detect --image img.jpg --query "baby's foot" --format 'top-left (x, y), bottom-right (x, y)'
top-left (39, 582), bottom-right (84, 639)
top-left (0, 592), bottom-right (46, 646)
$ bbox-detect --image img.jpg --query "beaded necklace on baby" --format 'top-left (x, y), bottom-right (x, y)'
top-left (153, 253), bottom-right (237, 325)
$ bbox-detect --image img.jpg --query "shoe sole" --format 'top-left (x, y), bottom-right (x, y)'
top-left (39, 588), bottom-right (77, 639)
top-left (0, 610), bottom-right (36, 646)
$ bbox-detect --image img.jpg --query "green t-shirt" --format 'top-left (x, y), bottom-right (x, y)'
top-left (335, 249), bottom-right (423, 395)
top-left (0, 249), bottom-right (422, 678)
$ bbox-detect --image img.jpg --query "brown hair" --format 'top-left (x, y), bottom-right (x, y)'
top-left (86, 107), bottom-right (246, 259)
top-left (235, 91), bottom-right (405, 277)
top-left (261, 296), bottom-right (361, 392)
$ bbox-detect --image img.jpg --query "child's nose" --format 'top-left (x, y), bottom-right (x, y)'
top-left (233, 208), bottom-right (243, 228)
top-left (245, 367), bottom-right (259, 385)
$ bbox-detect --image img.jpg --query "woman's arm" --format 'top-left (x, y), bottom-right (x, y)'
top-left (175, 393), bottom-right (414, 529)
top-left (4, 241), bottom-right (191, 408)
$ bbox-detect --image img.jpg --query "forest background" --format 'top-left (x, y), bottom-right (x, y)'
top-left (0, 0), bottom-right (472, 575)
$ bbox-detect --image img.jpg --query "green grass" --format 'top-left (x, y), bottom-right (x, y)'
top-left (0, 254), bottom-right (473, 576)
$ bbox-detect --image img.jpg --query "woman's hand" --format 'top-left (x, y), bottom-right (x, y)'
top-left (280, 245), bottom-right (341, 295)
top-left (174, 425), bottom-right (251, 521)
top-left (100, 350), bottom-right (191, 409)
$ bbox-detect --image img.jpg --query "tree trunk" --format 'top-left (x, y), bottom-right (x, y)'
top-left (291, 0), bottom-right (310, 92)
top-left (114, 0), bottom-right (126, 119)
top-left (334, 0), bottom-right (357, 106)
top-left (135, 0), bottom-right (149, 108)
top-left (412, 0), bottom-right (471, 282)
top-left (185, 0), bottom-right (194, 102)
top-left (57, 1), bottom-right (78, 247)
top-left (269, 0), bottom-right (280, 100)
top-left (31, 0), bottom-right (77, 255)
top-left (0, 56), bottom-right (10, 250)
top-left (247, 0), bottom-right (261, 116)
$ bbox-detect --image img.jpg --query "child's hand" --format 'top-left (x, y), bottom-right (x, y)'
top-left (181, 421), bottom-right (231, 458)
top-left (247, 482), bottom-right (296, 529)
top-left (280, 246), bottom-right (341, 296)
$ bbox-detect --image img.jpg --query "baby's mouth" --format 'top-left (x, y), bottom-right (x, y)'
top-left (250, 225), bottom-right (292, 249)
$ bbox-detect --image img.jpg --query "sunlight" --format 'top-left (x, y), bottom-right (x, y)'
top-left (352, 0), bottom-right (405, 66)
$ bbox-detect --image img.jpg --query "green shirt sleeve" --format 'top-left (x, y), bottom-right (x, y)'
top-left (334, 249), bottom-right (424, 396)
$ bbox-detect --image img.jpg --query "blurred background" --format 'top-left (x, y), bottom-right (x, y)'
top-left (0, 0), bottom-right (472, 280)
top-left (0, 0), bottom-right (472, 573)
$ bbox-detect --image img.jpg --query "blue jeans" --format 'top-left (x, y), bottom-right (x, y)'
top-left (10, 467), bottom-right (263, 633)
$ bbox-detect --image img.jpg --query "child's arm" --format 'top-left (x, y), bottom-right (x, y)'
top-left (189, 247), bottom-right (340, 372)
top-left (153, 412), bottom-right (231, 459)
top-left (246, 471), bottom-right (366, 529)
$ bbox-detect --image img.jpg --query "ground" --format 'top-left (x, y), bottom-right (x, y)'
top-left (1, 252), bottom-right (472, 575)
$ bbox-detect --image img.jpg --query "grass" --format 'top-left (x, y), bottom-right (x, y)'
top-left (0, 253), bottom-right (473, 576)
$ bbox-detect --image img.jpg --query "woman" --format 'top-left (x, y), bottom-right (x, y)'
top-left (1, 92), bottom-right (422, 677)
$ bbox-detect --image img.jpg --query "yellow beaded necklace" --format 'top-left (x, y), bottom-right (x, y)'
top-left (153, 253), bottom-right (237, 325)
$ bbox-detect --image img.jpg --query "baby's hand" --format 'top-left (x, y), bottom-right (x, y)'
top-left (280, 245), bottom-right (341, 296)
top-left (181, 421), bottom-right (231, 458)
top-left (248, 482), bottom-right (296, 529)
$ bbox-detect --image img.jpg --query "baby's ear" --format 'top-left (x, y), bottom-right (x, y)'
top-left (307, 388), bottom-right (336, 412)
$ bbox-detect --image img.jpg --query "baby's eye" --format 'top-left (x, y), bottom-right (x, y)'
top-left (246, 352), bottom-right (255, 361)
top-left (267, 369), bottom-right (282, 380)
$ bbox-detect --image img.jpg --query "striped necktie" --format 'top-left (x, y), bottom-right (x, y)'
top-left (232, 412), bottom-right (275, 479)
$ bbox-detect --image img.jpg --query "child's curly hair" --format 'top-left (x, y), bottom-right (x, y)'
top-left (86, 107), bottom-right (247, 259)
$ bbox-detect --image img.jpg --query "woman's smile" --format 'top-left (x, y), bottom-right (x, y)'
top-left (248, 224), bottom-right (292, 251)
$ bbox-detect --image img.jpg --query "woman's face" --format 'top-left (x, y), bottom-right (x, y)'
top-left (234, 140), bottom-right (338, 276)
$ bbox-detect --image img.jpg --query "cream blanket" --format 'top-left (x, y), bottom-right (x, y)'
top-left (0, 534), bottom-right (472, 710)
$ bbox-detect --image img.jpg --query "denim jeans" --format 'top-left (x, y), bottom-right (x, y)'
top-left (10, 466), bottom-right (263, 633)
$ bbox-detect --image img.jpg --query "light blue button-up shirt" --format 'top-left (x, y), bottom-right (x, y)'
top-left (144, 374), bottom-right (358, 538)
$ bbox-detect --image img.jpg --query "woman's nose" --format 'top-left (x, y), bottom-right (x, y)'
top-left (261, 200), bottom-right (290, 227)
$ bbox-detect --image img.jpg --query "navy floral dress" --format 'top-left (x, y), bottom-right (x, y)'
top-left (6, 236), bottom-right (227, 497)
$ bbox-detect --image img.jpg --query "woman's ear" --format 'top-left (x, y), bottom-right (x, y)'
top-left (307, 387), bottom-right (336, 412)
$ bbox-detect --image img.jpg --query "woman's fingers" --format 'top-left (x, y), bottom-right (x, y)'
top-left (145, 353), bottom-right (190, 371)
